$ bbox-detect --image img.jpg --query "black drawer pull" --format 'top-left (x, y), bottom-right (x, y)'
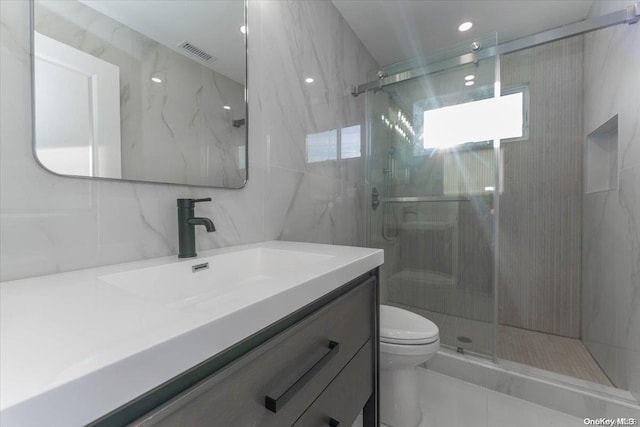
top-left (265, 340), bottom-right (340, 413)
top-left (329, 418), bottom-right (340, 426)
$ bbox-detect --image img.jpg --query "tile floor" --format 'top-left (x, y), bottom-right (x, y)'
top-left (417, 368), bottom-right (585, 427)
top-left (352, 368), bottom-right (585, 427)
top-left (394, 304), bottom-right (612, 386)
top-left (498, 324), bottom-right (612, 386)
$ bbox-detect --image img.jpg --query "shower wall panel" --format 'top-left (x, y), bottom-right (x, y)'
top-left (582, 0), bottom-right (640, 395)
top-left (499, 37), bottom-right (584, 338)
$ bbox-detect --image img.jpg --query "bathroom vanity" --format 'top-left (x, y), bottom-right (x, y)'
top-left (0, 241), bottom-right (383, 426)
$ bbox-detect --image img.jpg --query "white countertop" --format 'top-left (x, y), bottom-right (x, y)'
top-left (0, 241), bottom-right (383, 426)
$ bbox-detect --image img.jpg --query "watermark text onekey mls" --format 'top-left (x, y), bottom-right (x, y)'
top-left (584, 418), bottom-right (638, 426)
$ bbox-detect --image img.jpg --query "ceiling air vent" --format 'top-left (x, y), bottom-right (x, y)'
top-left (178, 41), bottom-right (216, 62)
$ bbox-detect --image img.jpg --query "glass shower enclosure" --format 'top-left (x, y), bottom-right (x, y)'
top-left (365, 10), bottom-right (639, 393)
top-left (364, 2), bottom-right (640, 402)
top-left (366, 35), bottom-right (509, 358)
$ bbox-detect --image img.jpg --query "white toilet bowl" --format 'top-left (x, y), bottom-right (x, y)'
top-left (379, 305), bottom-right (440, 427)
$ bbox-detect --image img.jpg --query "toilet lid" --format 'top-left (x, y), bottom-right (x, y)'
top-left (380, 305), bottom-right (439, 345)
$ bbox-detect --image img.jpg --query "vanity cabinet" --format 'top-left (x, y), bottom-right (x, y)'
top-left (108, 272), bottom-right (379, 427)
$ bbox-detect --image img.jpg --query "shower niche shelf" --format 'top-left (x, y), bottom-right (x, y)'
top-left (585, 115), bottom-right (618, 194)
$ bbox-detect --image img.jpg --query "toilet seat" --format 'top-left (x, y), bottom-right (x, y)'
top-left (380, 305), bottom-right (439, 345)
top-left (380, 338), bottom-right (440, 356)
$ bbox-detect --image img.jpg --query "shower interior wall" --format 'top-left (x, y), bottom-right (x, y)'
top-left (499, 36), bottom-right (584, 339)
top-left (581, 0), bottom-right (640, 396)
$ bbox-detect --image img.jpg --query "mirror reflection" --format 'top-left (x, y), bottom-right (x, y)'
top-left (33, 0), bottom-right (247, 188)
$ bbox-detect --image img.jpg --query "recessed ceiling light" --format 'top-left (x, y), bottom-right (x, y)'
top-left (458, 21), bottom-right (473, 32)
top-left (240, 25), bottom-right (246, 34)
top-left (151, 77), bottom-right (162, 83)
top-left (465, 81), bottom-right (475, 86)
top-left (223, 105), bottom-right (231, 110)
top-left (304, 77), bottom-right (314, 84)
top-left (464, 74), bottom-right (475, 81)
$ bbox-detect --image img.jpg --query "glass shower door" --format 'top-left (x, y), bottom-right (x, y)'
top-left (366, 37), bottom-right (499, 357)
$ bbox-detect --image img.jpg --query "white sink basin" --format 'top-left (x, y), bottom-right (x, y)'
top-left (1, 241), bottom-right (383, 426)
top-left (99, 247), bottom-right (334, 308)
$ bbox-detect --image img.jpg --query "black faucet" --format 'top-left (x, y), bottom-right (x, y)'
top-left (177, 198), bottom-right (216, 258)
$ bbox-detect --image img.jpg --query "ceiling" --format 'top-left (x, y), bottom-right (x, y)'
top-left (81, 0), bottom-right (245, 84)
top-left (332, 0), bottom-right (595, 68)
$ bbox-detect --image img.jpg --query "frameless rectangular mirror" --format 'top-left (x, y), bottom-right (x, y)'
top-left (32, 0), bottom-right (247, 188)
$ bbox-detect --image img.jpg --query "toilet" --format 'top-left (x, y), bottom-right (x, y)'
top-left (379, 305), bottom-right (440, 427)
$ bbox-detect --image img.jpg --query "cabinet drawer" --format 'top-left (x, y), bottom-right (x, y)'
top-left (293, 339), bottom-right (373, 427)
top-left (132, 278), bottom-right (375, 427)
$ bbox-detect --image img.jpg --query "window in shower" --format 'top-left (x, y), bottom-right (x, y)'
top-left (422, 90), bottom-right (526, 150)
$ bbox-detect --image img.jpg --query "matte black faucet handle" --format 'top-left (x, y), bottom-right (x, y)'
top-left (191, 198), bottom-right (212, 204)
top-left (177, 198), bottom-right (212, 207)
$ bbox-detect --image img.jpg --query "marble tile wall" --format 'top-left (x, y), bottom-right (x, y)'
top-left (0, 0), bottom-right (378, 282)
top-left (34, 1), bottom-right (246, 187)
top-left (582, 0), bottom-right (640, 398)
